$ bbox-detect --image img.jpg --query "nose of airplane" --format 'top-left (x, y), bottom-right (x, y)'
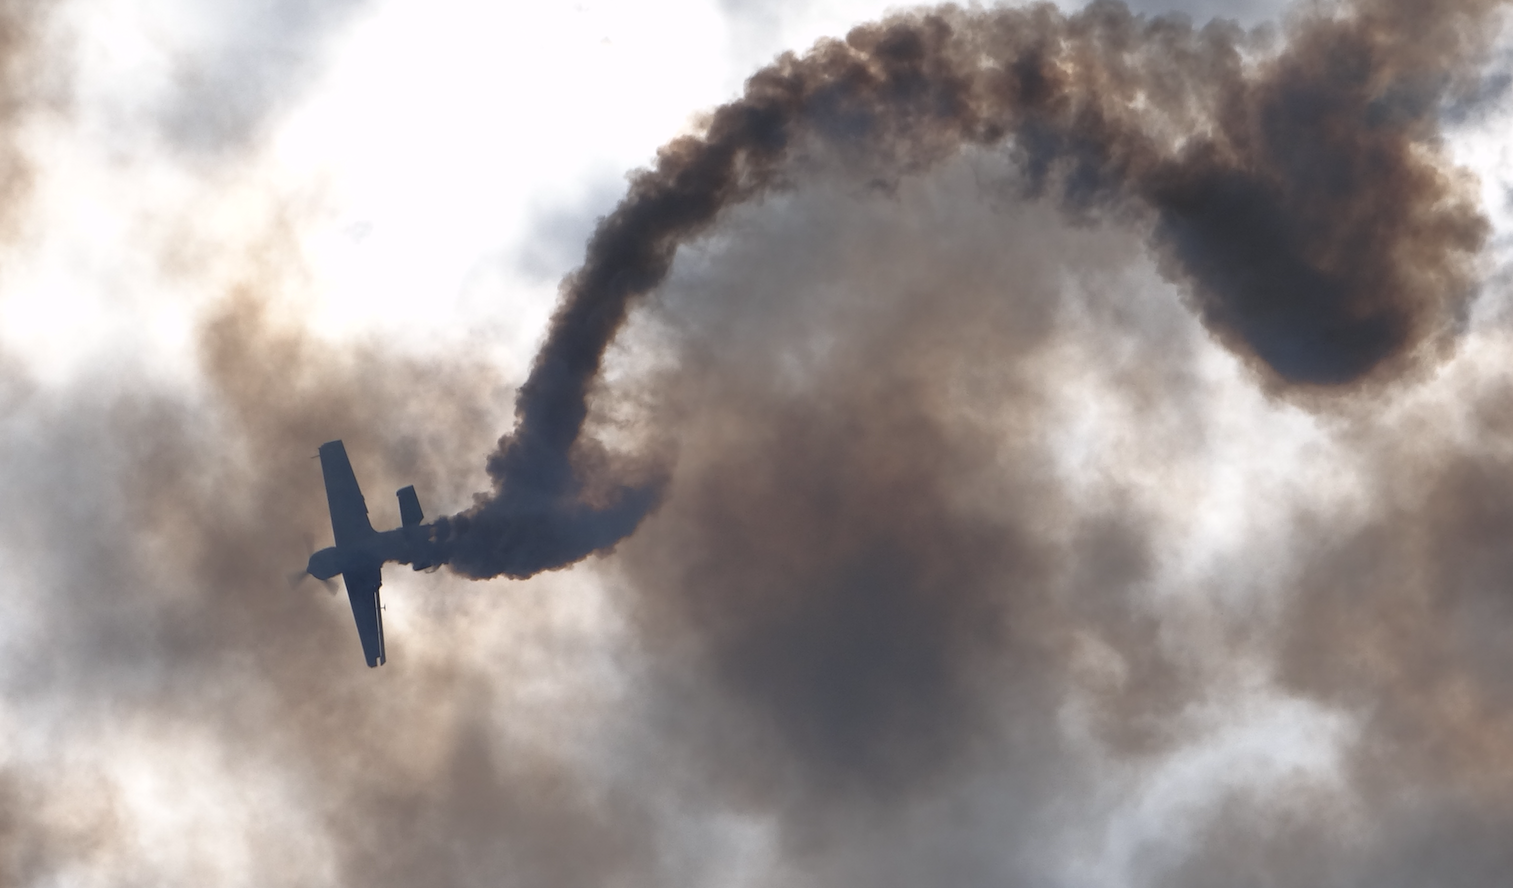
top-left (307, 546), bottom-right (343, 581)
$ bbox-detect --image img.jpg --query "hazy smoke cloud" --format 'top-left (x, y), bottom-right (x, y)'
top-left (449, 0), bottom-right (1492, 580)
top-left (606, 161), bottom-right (1191, 811)
top-left (0, 0), bottom-right (44, 238)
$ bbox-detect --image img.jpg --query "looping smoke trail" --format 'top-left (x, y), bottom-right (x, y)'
top-left (444, 0), bottom-right (1494, 581)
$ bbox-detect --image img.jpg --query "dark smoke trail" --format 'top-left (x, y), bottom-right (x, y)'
top-left (445, 0), bottom-right (1494, 580)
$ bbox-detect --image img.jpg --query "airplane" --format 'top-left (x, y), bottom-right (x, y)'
top-left (299, 440), bottom-right (446, 667)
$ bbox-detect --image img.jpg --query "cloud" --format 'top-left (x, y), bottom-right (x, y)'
top-left (153, 0), bottom-right (375, 155)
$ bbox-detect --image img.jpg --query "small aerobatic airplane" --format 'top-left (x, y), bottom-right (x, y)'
top-left (299, 440), bottom-right (445, 667)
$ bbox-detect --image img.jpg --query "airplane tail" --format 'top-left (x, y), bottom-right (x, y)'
top-left (397, 485), bottom-right (423, 527)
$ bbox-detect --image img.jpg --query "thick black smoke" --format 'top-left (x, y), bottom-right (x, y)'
top-left (445, 0), bottom-right (1492, 580)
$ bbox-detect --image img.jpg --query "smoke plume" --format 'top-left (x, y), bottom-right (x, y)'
top-left (446, 0), bottom-right (1492, 580)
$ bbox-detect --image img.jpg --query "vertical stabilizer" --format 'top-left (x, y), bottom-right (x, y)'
top-left (397, 485), bottom-right (424, 527)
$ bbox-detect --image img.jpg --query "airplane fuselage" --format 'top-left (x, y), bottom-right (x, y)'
top-left (307, 523), bottom-right (444, 581)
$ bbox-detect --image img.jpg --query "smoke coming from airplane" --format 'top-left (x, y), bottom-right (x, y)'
top-left (442, 0), bottom-right (1492, 581)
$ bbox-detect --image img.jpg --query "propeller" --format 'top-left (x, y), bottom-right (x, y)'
top-left (288, 532), bottom-right (339, 594)
top-left (287, 569), bottom-right (338, 594)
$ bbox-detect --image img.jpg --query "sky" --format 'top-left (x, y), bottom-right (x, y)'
top-left (3, 0), bottom-right (1513, 885)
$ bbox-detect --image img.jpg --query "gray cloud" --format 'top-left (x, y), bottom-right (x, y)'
top-left (156, 0), bottom-right (373, 154)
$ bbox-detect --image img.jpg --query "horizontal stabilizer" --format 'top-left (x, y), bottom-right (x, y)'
top-left (397, 485), bottom-right (424, 528)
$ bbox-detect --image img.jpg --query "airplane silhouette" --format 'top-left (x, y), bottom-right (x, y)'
top-left (301, 440), bottom-right (445, 667)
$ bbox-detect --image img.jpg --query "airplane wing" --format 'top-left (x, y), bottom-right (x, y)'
top-left (343, 564), bottom-right (386, 668)
top-left (319, 441), bottom-right (376, 548)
